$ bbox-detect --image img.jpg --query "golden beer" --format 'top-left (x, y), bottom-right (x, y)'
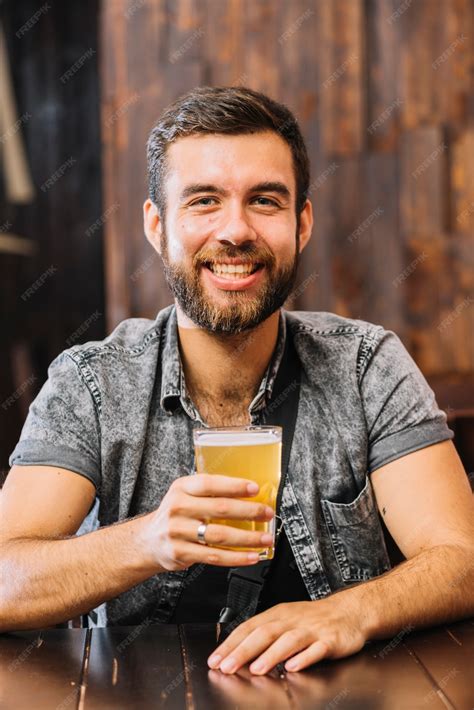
top-left (193, 426), bottom-right (282, 559)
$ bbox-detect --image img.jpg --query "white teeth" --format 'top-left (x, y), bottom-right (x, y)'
top-left (208, 262), bottom-right (257, 277)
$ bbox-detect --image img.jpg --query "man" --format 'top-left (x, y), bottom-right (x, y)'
top-left (1, 86), bottom-right (473, 676)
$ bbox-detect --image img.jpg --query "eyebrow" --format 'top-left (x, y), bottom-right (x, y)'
top-left (179, 181), bottom-right (292, 202)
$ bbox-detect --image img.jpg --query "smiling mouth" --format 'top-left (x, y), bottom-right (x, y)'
top-left (202, 262), bottom-right (264, 280)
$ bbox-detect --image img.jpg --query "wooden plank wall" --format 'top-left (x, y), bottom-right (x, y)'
top-left (100, 0), bottom-right (474, 382)
top-left (0, 0), bottom-right (104, 476)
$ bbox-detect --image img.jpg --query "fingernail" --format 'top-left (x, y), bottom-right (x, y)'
top-left (247, 482), bottom-right (259, 494)
top-left (220, 656), bottom-right (237, 673)
top-left (260, 534), bottom-right (273, 544)
top-left (248, 552), bottom-right (259, 561)
top-left (285, 659), bottom-right (297, 670)
top-left (250, 660), bottom-right (265, 673)
top-left (208, 654), bottom-right (221, 668)
top-left (265, 507), bottom-right (274, 517)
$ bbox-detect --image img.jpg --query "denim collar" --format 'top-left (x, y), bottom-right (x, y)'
top-left (160, 305), bottom-right (287, 420)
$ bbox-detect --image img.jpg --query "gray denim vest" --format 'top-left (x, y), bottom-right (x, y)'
top-left (10, 304), bottom-right (453, 626)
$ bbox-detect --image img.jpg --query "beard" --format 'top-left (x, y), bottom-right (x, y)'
top-left (159, 227), bottom-right (300, 336)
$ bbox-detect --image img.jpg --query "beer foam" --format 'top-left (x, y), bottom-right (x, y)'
top-left (196, 432), bottom-right (280, 447)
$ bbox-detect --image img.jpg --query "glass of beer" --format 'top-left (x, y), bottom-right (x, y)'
top-left (193, 425), bottom-right (282, 560)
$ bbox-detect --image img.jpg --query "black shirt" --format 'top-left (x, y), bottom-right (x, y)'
top-left (169, 528), bottom-right (310, 623)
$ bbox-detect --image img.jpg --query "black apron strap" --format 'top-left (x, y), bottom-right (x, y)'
top-left (218, 322), bottom-right (301, 638)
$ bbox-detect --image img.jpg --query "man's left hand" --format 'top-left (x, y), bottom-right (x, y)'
top-left (207, 597), bottom-right (367, 675)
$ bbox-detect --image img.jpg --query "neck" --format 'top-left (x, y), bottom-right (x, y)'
top-left (175, 303), bottom-right (281, 406)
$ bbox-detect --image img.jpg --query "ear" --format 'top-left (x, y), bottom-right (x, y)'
top-left (143, 199), bottom-right (163, 255)
top-left (298, 199), bottom-right (313, 253)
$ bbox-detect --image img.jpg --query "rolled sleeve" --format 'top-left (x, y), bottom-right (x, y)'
top-left (8, 351), bottom-right (101, 491)
top-left (360, 329), bottom-right (454, 473)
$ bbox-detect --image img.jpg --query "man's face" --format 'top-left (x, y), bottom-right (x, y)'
top-left (145, 131), bottom-right (312, 335)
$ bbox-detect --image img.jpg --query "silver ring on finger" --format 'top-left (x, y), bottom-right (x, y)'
top-left (196, 522), bottom-right (208, 545)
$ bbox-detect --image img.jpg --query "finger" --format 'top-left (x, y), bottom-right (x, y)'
top-left (183, 473), bottom-right (261, 498)
top-left (174, 519), bottom-right (274, 549)
top-left (186, 495), bottom-right (274, 522)
top-left (248, 629), bottom-right (312, 675)
top-left (171, 540), bottom-right (262, 568)
top-left (210, 610), bottom-right (277, 664)
top-left (284, 640), bottom-right (330, 672)
top-left (214, 623), bottom-right (283, 674)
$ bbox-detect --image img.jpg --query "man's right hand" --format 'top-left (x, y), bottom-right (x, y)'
top-left (146, 473), bottom-right (275, 571)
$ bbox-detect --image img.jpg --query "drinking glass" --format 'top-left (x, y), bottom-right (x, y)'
top-left (193, 425), bottom-right (282, 560)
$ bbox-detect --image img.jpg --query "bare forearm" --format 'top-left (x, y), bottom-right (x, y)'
top-left (335, 543), bottom-right (474, 641)
top-left (0, 514), bottom-right (162, 631)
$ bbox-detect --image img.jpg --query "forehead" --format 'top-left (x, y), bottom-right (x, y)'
top-left (165, 131), bottom-right (295, 193)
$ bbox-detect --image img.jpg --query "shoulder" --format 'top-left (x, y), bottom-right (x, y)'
top-left (63, 305), bottom-right (174, 363)
top-left (43, 305), bottom-right (175, 416)
top-left (285, 311), bottom-right (381, 335)
top-left (283, 309), bottom-right (395, 382)
top-left (284, 309), bottom-right (384, 340)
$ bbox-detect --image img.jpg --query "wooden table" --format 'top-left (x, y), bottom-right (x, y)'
top-left (1, 619), bottom-right (473, 709)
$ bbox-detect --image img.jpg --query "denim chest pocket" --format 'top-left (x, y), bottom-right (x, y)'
top-left (321, 477), bottom-right (391, 583)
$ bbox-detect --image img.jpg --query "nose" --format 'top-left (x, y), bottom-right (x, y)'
top-left (216, 204), bottom-right (257, 246)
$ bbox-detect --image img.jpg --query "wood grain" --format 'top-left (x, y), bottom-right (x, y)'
top-left (84, 625), bottom-right (186, 709)
top-left (0, 629), bottom-right (87, 710)
top-left (405, 622), bottom-right (474, 710)
top-left (1, 621), bottom-right (473, 708)
top-left (100, 0), bottom-right (474, 385)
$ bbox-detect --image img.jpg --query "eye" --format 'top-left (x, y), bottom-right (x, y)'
top-left (252, 196), bottom-right (279, 207)
top-left (190, 197), bottom-right (218, 206)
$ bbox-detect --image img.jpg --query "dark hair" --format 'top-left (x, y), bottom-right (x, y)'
top-left (146, 86), bottom-right (310, 220)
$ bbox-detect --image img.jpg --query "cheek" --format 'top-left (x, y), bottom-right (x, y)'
top-left (166, 220), bottom-right (205, 261)
top-left (165, 233), bottom-right (188, 262)
top-left (266, 228), bottom-right (296, 262)
top-left (255, 215), bottom-right (295, 245)
top-left (172, 216), bottom-right (218, 260)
